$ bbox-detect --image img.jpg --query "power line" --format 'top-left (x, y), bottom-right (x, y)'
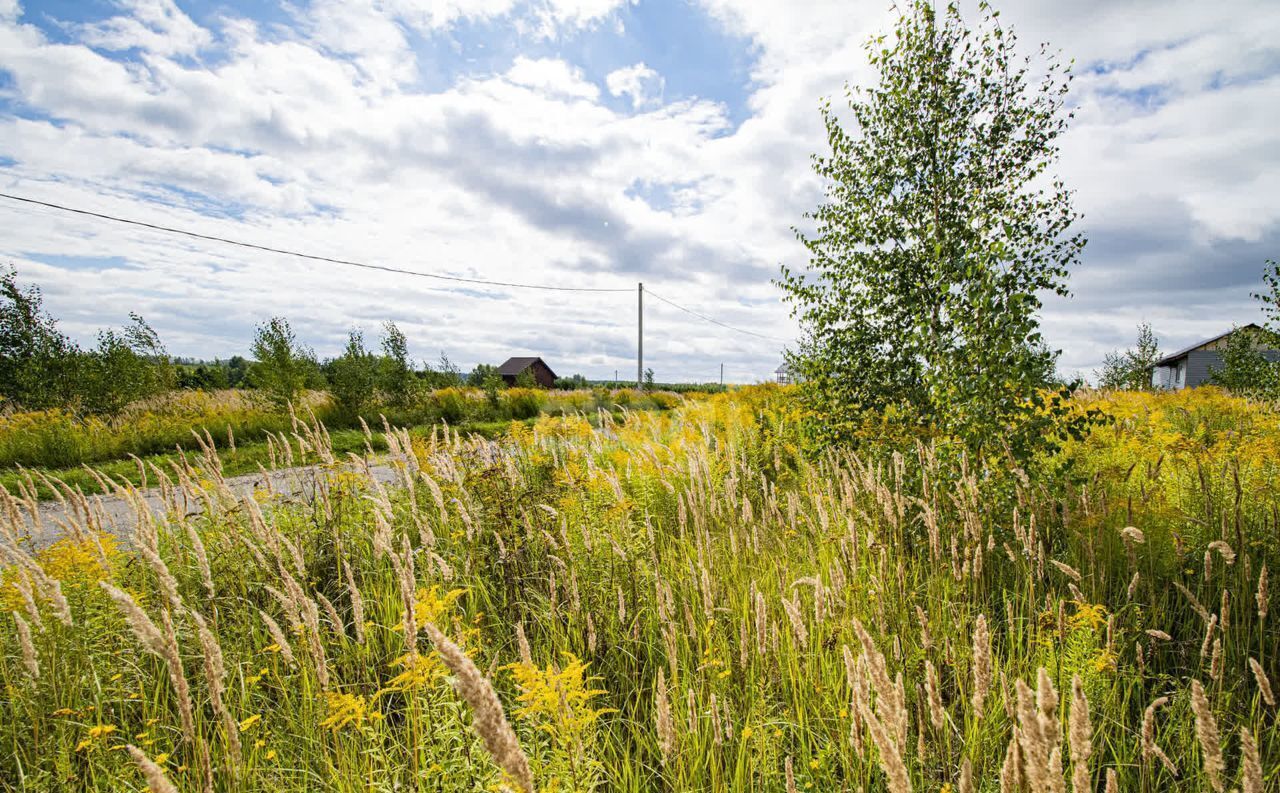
top-left (0, 190), bottom-right (793, 350)
top-left (645, 287), bottom-right (790, 344)
top-left (0, 191), bottom-right (632, 293)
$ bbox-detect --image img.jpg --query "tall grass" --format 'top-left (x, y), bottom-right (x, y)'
top-left (0, 385), bottom-right (1275, 791)
top-left (0, 387), bottom-right (687, 471)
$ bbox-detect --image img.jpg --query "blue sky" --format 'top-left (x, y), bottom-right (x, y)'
top-left (1, 0), bottom-right (1279, 382)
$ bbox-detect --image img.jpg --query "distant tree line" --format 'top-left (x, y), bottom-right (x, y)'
top-left (0, 265), bottom-right (638, 417)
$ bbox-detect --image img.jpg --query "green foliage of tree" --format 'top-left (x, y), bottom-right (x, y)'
top-left (514, 368), bottom-right (537, 388)
top-left (1, 267), bottom-right (175, 414)
top-left (80, 314), bottom-right (176, 415)
top-left (422, 352), bottom-right (463, 390)
top-left (248, 317), bottom-right (317, 409)
top-left (1097, 323), bottom-right (1161, 391)
top-left (177, 364), bottom-right (230, 390)
top-left (327, 329), bottom-right (379, 416)
top-left (556, 373), bottom-right (590, 390)
top-left (1210, 327), bottom-right (1277, 396)
top-left (1211, 260), bottom-right (1280, 397)
top-left (378, 322), bottom-right (417, 406)
top-left (643, 367), bottom-right (655, 391)
top-left (468, 364), bottom-right (504, 409)
top-left (0, 265), bottom-right (81, 409)
top-left (778, 1), bottom-right (1084, 456)
top-left (225, 355), bottom-right (251, 388)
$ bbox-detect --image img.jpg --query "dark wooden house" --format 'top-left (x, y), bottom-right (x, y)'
top-left (498, 356), bottom-right (558, 388)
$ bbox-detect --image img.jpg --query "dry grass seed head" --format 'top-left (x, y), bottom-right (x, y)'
top-left (1068, 675), bottom-right (1092, 793)
top-left (126, 745), bottom-right (179, 793)
top-left (12, 612), bottom-right (38, 679)
top-left (1239, 727), bottom-right (1263, 793)
top-left (1190, 680), bottom-right (1225, 792)
top-left (424, 623), bottom-right (533, 793)
top-left (1247, 658), bottom-right (1274, 708)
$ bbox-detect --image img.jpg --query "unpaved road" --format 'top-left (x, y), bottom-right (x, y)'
top-left (15, 461), bottom-right (400, 550)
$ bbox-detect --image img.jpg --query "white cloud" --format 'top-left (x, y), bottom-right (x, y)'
top-left (77, 0), bottom-right (211, 56)
top-left (527, 0), bottom-right (635, 37)
top-left (384, 0), bottom-right (518, 32)
top-left (504, 56), bottom-right (600, 100)
top-left (606, 62), bottom-right (663, 109)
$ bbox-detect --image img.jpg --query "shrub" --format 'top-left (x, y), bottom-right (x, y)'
top-left (326, 329), bottom-right (379, 416)
top-left (503, 388), bottom-right (546, 420)
top-left (379, 322), bottom-right (417, 407)
top-left (248, 317), bottom-right (319, 409)
top-left (647, 391), bottom-right (682, 411)
top-left (432, 387), bottom-right (472, 424)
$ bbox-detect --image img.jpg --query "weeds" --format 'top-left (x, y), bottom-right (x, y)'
top-left (0, 385), bottom-right (1275, 791)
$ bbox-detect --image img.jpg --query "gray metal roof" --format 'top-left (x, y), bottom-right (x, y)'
top-left (1154, 323), bottom-right (1262, 366)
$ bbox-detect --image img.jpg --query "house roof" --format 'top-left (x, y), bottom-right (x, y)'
top-left (1154, 323), bottom-right (1262, 366)
top-left (498, 356), bottom-right (557, 379)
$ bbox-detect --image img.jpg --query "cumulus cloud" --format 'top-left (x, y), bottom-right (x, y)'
top-left (76, 0), bottom-right (211, 56)
top-left (505, 56), bottom-right (600, 101)
top-left (606, 62), bottom-right (664, 109)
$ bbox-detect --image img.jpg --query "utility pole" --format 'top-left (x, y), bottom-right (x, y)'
top-left (637, 282), bottom-right (644, 388)
top-left (720, 363), bottom-right (724, 386)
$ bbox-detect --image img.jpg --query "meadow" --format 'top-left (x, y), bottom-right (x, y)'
top-left (0, 386), bottom-right (684, 496)
top-left (0, 384), bottom-right (1276, 791)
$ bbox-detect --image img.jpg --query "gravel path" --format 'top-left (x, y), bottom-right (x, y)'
top-left (16, 460), bottom-right (400, 550)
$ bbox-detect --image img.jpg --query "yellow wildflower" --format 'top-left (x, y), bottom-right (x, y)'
top-left (238, 714), bottom-right (262, 732)
top-left (381, 651), bottom-right (446, 694)
top-left (319, 692), bottom-right (377, 731)
top-left (401, 586), bottom-right (467, 632)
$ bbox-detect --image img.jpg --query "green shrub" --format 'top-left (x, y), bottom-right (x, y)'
top-left (432, 387), bottom-right (471, 424)
top-left (647, 391), bottom-right (682, 410)
top-left (504, 387), bottom-right (546, 420)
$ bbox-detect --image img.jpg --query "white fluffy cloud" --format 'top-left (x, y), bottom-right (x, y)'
top-left (0, 0), bottom-right (1277, 383)
top-left (76, 0), bottom-right (211, 56)
top-left (506, 56), bottom-right (600, 100)
top-left (606, 62), bottom-right (663, 108)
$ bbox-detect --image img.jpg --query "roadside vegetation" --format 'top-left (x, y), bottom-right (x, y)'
top-left (0, 266), bottom-right (698, 477)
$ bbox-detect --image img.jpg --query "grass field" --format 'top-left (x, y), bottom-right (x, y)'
top-left (0, 385), bottom-right (1276, 791)
top-left (0, 386), bottom-right (685, 499)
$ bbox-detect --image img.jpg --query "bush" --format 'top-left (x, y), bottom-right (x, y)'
top-left (379, 322), bottom-right (417, 407)
top-left (503, 387), bottom-right (546, 420)
top-left (613, 388), bottom-right (635, 408)
top-left (647, 391), bottom-right (682, 410)
top-left (248, 317), bottom-right (319, 409)
top-left (327, 330), bottom-right (379, 416)
top-left (78, 315), bottom-right (176, 416)
top-left (431, 387), bottom-right (472, 424)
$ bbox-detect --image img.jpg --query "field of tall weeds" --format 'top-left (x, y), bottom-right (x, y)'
top-left (0, 385), bottom-right (1276, 791)
top-left (0, 386), bottom-right (687, 471)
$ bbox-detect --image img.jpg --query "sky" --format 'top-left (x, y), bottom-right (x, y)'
top-left (0, 0), bottom-right (1278, 383)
